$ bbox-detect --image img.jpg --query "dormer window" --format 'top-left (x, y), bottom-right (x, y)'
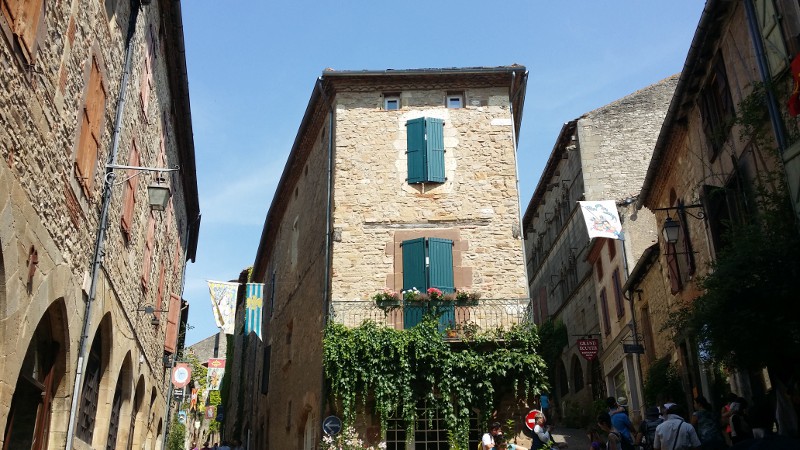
top-left (384, 94), bottom-right (400, 110)
top-left (446, 93), bottom-right (463, 109)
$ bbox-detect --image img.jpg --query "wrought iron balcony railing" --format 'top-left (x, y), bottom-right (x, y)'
top-left (328, 298), bottom-right (533, 336)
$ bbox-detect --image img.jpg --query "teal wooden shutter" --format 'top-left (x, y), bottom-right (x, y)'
top-left (425, 118), bottom-right (446, 183)
top-left (401, 238), bottom-right (427, 291)
top-left (428, 238), bottom-right (454, 293)
top-left (406, 118), bottom-right (426, 183)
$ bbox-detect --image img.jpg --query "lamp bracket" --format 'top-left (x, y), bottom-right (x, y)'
top-left (651, 203), bottom-right (705, 220)
top-left (105, 165), bottom-right (180, 186)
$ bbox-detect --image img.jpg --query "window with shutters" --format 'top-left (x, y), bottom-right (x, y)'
top-left (0, 0), bottom-right (44, 63)
top-left (699, 55), bottom-right (735, 161)
top-left (140, 25), bottom-right (155, 118)
top-left (401, 237), bottom-right (454, 329)
top-left (164, 293), bottom-right (181, 353)
top-left (612, 268), bottom-right (624, 318)
top-left (77, 335), bottom-right (102, 443)
top-left (154, 263), bottom-right (165, 323)
top-left (754, 0), bottom-right (789, 77)
top-left (406, 117), bottom-right (445, 184)
top-left (599, 288), bottom-right (611, 335)
top-left (121, 140), bottom-right (140, 240)
top-left (141, 213), bottom-right (155, 289)
top-left (76, 56), bottom-right (107, 194)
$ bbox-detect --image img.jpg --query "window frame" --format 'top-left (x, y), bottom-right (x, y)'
top-left (0, 0), bottom-right (45, 64)
top-left (599, 288), bottom-right (611, 335)
top-left (75, 55), bottom-right (108, 195)
top-left (383, 94), bottom-right (400, 111)
top-left (446, 93), bottom-right (463, 109)
top-left (406, 117), bottom-right (445, 184)
top-left (612, 268), bottom-right (624, 318)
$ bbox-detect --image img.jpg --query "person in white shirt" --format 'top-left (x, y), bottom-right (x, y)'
top-left (653, 405), bottom-right (701, 450)
top-left (482, 422), bottom-right (503, 449)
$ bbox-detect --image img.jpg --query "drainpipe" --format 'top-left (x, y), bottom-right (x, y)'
top-left (316, 76), bottom-right (335, 435)
top-left (509, 70), bottom-right (531, 305)
top-left (743, 0), bottom-right (787, 152)
top-left (65, 1), bottom-right (143, 448)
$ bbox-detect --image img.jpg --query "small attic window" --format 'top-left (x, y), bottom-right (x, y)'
top-left (384, 93), bottom-right (400, 110)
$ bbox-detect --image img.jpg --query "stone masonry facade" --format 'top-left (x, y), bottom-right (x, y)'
top-left (0, 1), bottom-right (198, 449)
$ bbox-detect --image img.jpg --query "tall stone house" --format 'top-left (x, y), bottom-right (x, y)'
top-left (521, 77), bottom-right (677, 424)
top-left (0, 1), bottom-right (199, 449)
top-left (227, 66), bottom-right (530, 449)
top-left (635, 0), bottom-right (800, 409)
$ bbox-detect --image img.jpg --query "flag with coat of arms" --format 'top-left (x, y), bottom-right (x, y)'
top-left (207, 280), bottom-right (238, 335)
top-left (245, 283), bottom-right (264, 339)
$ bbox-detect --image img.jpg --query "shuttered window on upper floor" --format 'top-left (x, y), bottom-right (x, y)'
top-left (1, 0), bottom-right (44, 62)
top-left (754, 0), bottom-right (789, 77)
top-left (76, 56), bottom-right (107, 194)
top-left (406, 117), bottom-right (445, 184)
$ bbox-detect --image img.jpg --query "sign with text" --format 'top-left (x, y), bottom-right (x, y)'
top-left (623, 344), bottom-right (645, 354)
top-left (578, 338), bottom-right (599, 360)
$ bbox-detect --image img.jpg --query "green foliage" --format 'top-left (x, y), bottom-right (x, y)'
top-left (643, 357), bottom-right (685, 407)
top-left (323, 316), bottom-right (548, 449)
top-left (167, 420), bottom-right (186, 450)
top-left (666, 82), bottom-right (800, 379)
top-left (537, 319), bottom-right (568, 381)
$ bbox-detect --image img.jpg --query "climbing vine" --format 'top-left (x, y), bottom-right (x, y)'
top-left (323, 316), bottom-right (548, 448)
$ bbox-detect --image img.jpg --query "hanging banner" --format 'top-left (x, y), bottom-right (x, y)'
top-left (177, 410), bottom-right (187, 424)
top-left (578, 200), bottom-right (624, 240)
top-left (171, 363), bottom-right (192, 388)
top-left (205, 405), bottom-right (216, 420)
top-left (578, 338), bottom-right (599, 361)
top-left (190, 388), bottom-right (198, 410)
top-left (207, 358), bottom-right (226, 391)
top-left (245, 283), bottom-right (264, 339)
top-left (207, 280), bottom-right (238, 334)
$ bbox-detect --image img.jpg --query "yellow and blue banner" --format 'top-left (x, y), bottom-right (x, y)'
top-left (245, 283), bottom-right (264, 339)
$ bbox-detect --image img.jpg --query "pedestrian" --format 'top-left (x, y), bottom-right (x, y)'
top-left (587, 428), bottom-right (605, 450)
top-left (497, 435), bottom-right (530, 450)
top-left (636, 406), bottom-right (663, 450)
top-left (218, 440), bottom-right (231, 450)
top-left (189, 442), bottom-right (199, 450)
top-left (481, 422), bottom-right (503, 449)
top-left (540, 393), bottom-right (551, 420)
top-left (200, 442), bottom-right (211, 450)
top-left (230, 439), bottom-right (243, 450)
top-left (728, 398), bottom-right (753, 444)
top-left (606, 397), bottom-right (635, 450)
top-left (690, 396), bottom-right (725, 450)
top-left (719, 392), bottom-right (737, 443)
top-left (653, 404), bottom-right (701, 450)
top-left (597, 412), bottom-right (623, 450)
top-left (530, 411), bottom-right (567, 450)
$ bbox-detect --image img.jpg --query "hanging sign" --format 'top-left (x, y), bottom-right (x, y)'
top-left (171, 363), bottom-right (192, 388)
top-left (206, 358), bottom-right (226, 391)
top-left (205, 405), bottom-right (216, 419)
top-left (578, 338), bottom-right (599, 360)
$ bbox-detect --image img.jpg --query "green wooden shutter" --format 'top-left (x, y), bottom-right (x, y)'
top-left (425, 118), bottom-right (445, 183)
top-left (428, 238), bottom-right (454, 293)
top-left (401, 238), bottom-right (427, 291)
top-left (406, 118), bottom-right (426, 184)
top-left (755, 0), bottom-right (788, 77)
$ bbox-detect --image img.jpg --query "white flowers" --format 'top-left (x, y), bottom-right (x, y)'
top-left (320, 426), bottom-right (386, 450)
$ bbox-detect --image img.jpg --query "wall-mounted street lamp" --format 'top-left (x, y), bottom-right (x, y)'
top-left (106, 163), bottom-right (179, 211)
top-left (651, 203), bottom-right (706, 245)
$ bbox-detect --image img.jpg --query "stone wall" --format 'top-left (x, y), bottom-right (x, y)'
top-left (0, 1), bottom-right (195, 448)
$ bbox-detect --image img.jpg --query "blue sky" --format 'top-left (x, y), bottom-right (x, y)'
top-left (180, 1), bottom-right (706, 345)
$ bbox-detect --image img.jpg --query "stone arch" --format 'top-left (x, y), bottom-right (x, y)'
top-left (126, 375), bottom-right (147, 450)
top-left (571, 354), bottom-right (585, 393)
top-left (555, 358), bottom-right (569, 398)
top-left (0, 234), bottom-right (6, 319)
top-left (1, 299), bottom-right (69, 450)
top-left (75, 313), bottom-right (113, 446)
top-left (106, 352), bottom-right (135, 449)
top-left (154, 418), bottom-right (163, 450)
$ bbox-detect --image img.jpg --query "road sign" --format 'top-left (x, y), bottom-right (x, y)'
top-left (623, 344), bottom-right (645, 354)
top-left (524, 409), bottom-right (542, 430)
top-left (323, 415), bottom-right (342, 436)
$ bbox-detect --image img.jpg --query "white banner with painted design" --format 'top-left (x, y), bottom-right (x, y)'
top-left (578, 200), bottom-right (624, 240)
top-left (207, 280), bottom-right (238, 335)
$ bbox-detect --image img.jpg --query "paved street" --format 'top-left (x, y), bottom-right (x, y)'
top-left (551, 427), bottom-right (590, 449)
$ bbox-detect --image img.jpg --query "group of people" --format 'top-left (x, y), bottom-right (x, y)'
top-left (189, 439), bottom-right (244, 450)
top-left (591, 394), bottom-right (760, 450)
top-left (481, 410), bottom-right (568, 450)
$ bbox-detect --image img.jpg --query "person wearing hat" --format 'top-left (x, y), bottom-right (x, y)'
top-left (653, 404), bottom-right (701, 450)
top-left (481, 422), bottom-right (503, 449)
top-left (606, 396), bottom-right (636, 449)
top-left (636, 406), bottom-right (664, 450)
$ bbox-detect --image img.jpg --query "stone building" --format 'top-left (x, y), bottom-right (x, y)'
top-left (521, 76), bottom-right (677, 425)
top-left (229, 66), bottom-right (530, 448)
top-left (636, 0), bottom-right (799, 408)
top-left (0, 1), bottom-right (199, 449)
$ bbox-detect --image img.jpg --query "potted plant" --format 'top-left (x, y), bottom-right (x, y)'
top-left (455, 289), bottom-right (480, 306)
top-left (444, 322), bottom-right (459, 339)
top-left (402, 287), bottom-right (423, 302)
top-left (373, 289), bottom-right (400, 309)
